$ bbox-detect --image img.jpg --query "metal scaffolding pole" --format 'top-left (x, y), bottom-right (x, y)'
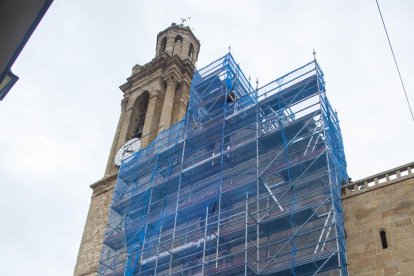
top-left (97, 53), bottom-right (349, 276)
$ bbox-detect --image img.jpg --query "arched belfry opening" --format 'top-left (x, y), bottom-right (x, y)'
top-left (158, 37), bottom-right (167, 56)
top-left (173, 35), bottom-right (183, 56)
top-left (128, 91), bottom-right (150, 140)
top-left (154, 23), bottom-right (200, 64)
top-left (175, 35), bottom-right (183, 42)
top-left (188, 43), bottom-right (194, 61)
top-left (76, 24), bottom-right (202, 276)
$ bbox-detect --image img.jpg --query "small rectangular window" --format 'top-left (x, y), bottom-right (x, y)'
top-left (380, 230), bottom-right (388, 249)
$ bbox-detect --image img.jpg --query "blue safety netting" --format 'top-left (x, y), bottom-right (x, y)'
top-left (98, 53), bottom-right (348, 276)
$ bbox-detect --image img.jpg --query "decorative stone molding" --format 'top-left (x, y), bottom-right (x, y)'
top-left (75, 23), bottom-right (200, 276)
top-left (90, 172), bottom-right (118, 197)
top-left (165, 74), bottom-right (179, 87)
top-left (121, 96), bottom-right (129, 111)
top-left (342, 161), bottom-right (414, 198)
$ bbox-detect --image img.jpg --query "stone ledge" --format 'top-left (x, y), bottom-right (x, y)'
top-left (90, 173), bottom-right (118, 197)
top-left (342, 161), bottom-right (414, 199)
top-left (120, 53), bottom-right (194, 94)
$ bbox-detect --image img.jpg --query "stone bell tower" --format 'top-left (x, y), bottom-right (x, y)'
top-left (74, 23), bottom-right (200, 276)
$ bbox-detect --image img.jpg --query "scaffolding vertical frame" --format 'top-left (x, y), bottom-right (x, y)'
top-left (98, 53), bottom-right (348, 276)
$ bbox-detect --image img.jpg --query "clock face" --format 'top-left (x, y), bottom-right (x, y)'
top-left (114, 138), bottom-right (142, 166)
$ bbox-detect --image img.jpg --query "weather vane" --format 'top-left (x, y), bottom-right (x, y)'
top-left (180, 17), bottom-right (191, 25)
top-left (228, 45), bottom-right (231, 53)
top-left (313, 48), bottom-right (316, 61)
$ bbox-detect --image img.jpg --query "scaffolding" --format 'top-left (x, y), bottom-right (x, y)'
top-left (98, 53), bottom-right (348, 276)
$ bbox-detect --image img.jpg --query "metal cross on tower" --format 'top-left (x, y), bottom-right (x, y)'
top-left (180, 17), bottom-right (191, 25)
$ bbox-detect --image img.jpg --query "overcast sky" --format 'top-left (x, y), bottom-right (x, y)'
top-left (0, 1), bottom-right (413, 275)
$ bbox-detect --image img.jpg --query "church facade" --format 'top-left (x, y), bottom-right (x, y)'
top-left (74, 24), bottom-right (414, 276)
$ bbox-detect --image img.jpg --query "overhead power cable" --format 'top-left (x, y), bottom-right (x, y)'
top-left (375, 0), bottom-right (414, 122)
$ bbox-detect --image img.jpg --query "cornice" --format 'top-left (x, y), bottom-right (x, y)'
top-left (90, 172), bottom-right (118, 197)
top-left (342, 161), bottom-right (414, 199)
top-left (120, 54), bottom-right (195, 94)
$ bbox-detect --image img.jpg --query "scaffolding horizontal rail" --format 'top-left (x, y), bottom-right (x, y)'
top-left (98, 53), bottom-right (348, 276)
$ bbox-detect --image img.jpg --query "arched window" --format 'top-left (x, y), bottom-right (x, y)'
top-left (379, 229), bottom-right (388, 249)
top-left (173, 35), bottom-right (183, 56)
top-left (159, 37), bottom-right (167, 55)
top-left (128, 91), bottom-right (150, 139)
top-left (188, 43), bottom-right (194, 61)
top-left (175, 35), bottom-right (183, 42)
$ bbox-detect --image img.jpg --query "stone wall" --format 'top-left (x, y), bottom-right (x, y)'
top-left (76, 27), bottom-right (197, 275)
top-left (74, 175), bottom-right (117, 276)
top-left (342, 162), bottom-right (414, 275)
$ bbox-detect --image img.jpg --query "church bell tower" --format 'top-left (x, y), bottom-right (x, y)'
top-left (74, 23), bottom-right (200, 276)
top-left (105, 23), bottom-right (200, 176)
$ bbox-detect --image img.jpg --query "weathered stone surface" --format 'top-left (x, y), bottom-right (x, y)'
top-left (155, 23), bottom-right (200, 66)
top-left (343, 163), bottom-right (414, 275)
top-left (74, 23), bottom-right (200, 276)
top-left (74, 175), bottom-right (117, 276)
top-left (76, 22), bottom-right (414, 276)
top-left (158, 77), bottom-right (178, 132)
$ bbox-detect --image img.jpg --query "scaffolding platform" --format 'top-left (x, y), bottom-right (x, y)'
top-left (98, 53), bottom-right (348, 276)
